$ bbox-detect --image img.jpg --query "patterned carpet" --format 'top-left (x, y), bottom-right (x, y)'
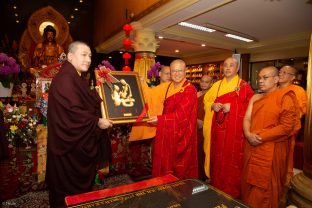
top-left (2, 174), bottom-right (134, 208)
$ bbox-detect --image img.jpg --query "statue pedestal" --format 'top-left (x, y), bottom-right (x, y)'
top-left (0, 83), bottom-right (13, 97)
top-left (288, 172), bottom-right (312, 207)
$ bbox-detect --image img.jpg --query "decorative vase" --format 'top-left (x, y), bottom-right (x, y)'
top-left (0, 82), bottom-right (13, 97)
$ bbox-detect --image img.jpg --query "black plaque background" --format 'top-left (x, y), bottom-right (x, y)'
top-left (101, 72), bottom-right (148, 123)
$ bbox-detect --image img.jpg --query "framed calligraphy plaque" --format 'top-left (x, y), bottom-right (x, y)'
top-left (95, 70), bottom-right (149, 124)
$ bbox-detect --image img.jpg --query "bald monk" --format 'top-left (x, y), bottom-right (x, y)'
top-left (242, 66), bottom-right (298, 208)
top-left (203, 57), bottom-right (253, 198)
top-left (143, 59), bottom-right (198, 179)
top-left (278, 65), bottom-right (307, 204)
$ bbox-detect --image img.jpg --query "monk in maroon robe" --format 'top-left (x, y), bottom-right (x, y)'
top-left (147, 59), bottom-right (198, 179)
top-left (46, 41), bottom-right (112, 207)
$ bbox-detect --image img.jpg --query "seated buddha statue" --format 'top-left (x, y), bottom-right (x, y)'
top-left (32, 25), bottom-right (64, 68)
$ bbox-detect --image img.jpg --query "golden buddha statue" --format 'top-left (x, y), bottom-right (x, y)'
top-left (32, 25), bottom-right (64, 68)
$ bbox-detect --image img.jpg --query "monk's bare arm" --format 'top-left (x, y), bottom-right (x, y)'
top-left (243, 94), bottom-right (262, 146)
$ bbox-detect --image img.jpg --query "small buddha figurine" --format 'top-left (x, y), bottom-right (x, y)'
top-left (21, 82), bottom-right (28, 97)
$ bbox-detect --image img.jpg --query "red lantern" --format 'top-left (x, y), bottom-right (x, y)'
top-left (123, 24), bottom-right (133, 36)
top-left (122, 52), bottom-right (131, 65)
top-left (123, 38), bottom-right (132, 51)
top-left (122, 65), bottom-right (131, 71)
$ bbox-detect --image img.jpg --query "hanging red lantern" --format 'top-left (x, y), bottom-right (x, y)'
top-left (122, 66), bottom-right (131, 71)
top-left (122, 52), bottom-right (131, 65)
top-left (123, 38), bottom-right (132, 51)
top-left (123, 24), bottom-right (133, 36)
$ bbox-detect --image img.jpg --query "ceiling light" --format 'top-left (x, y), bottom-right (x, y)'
top-left (175, 49), bottom-right (180, 53)
top-left (119, 51), bottom-right (123, 54)
top-left (79, 0), bottom-right (83, 3)
top-left (201, 44), bottom-right (206, 47)
top-left (15, 13), bottom-right (18, 17)
top-left (74, 8), bottom-right (78, 11)
top-left (13, 5), bottom-right (17, 9)
top-left (158, 36), bottom-right (164, 39)
top-left (225, 34), bottom-right (253, 42)
top-left (70, 15), bottom-right (75, 19)
top-left (178, 22), bottom-right (215, 33)
top-left (16, 20), bottom-right (19, 23)
top-left (68, 21), bottom-right (71, 24)
top-left (109, 56), bottom-right (112, 59)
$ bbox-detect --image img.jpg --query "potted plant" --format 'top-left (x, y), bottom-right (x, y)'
top-left (0, 53), bottom-right (20, 96)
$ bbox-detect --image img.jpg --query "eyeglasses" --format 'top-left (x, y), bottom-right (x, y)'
top-left (257, 75), bottom-right (276, 81)
top-left (279, 71), bottom-right (295, 76)
top-left (171, 69), bottom-right (185, 74)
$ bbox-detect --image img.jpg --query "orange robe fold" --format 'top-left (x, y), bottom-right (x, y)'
top-left (281, 85), bottom-right (307, 181)
top-left (241, 89), bottom-right (298, 208)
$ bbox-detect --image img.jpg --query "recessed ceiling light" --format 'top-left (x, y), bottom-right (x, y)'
top-left (79, 0), bottom-right (83, 3)
top-left (15, 13), bottom-right (18, 17)
top-left (70, 15), bottom-right (75, 19)
top-left (109, 56), bottom-right (112, 59)
top-left (158, 36), bottom-right (164, 39)
top-left (201, 44), bottom-right (206, 47)
top-left (74, 8), bottom-right (78, 11)
top-left (68, 21), bottom-right (71, 24)
top-left (13, 5), bottom-right (17, 9)
top-left (225, 34), bottom-right (253, 42)
top-left (119, 51), bottom-right (123, 54)
top-left (178, 22), bottom-right (215, 33)
top-left (175, 49), bottom-right (180, 53)
top-left (16, 20), bottom-right (19, 23)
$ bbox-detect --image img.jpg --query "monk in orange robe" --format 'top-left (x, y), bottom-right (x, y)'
top-left (278, 65), bottom-right (307, 181)
top-left (129, 66), bottom-right (171, 141)
top-left (242, 66), bottom-right (298, 208)
top-left (143, 59), bottom-right (198, 179)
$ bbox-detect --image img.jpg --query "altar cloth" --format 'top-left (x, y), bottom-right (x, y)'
top-left (65, 174), bottom-right (178, 206)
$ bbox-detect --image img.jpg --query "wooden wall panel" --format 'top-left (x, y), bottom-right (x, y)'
top-left (93, 0), bottom-right (167, 47)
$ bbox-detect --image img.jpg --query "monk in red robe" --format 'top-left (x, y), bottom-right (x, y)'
top-left (46, 41), bottom-right (113, 207)
top-left (203, 57), bottom-right (253, 198)
top-left (145, 59), bottom-right (198, 179)
top-left (242, 66), bottom-right (298, 208)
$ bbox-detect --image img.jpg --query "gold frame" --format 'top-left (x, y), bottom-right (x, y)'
top-left (95, 70), bottom-right (149, 124)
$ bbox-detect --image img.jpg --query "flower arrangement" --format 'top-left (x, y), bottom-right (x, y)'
top-left (1, 102), bottom-right (38, 149)
top-left (0, 53), bottom-right (20, 88)
top-left (147, 62), bottom-right (162, 87)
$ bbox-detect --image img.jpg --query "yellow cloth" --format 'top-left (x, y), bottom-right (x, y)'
top-left (203, 75), bottom-right (240, 177)
top-left (129, 79), bottom-right (187, 141)
top-left (36, 124), bottom-right (47, 183)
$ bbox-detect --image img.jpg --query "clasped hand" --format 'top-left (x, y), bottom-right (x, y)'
top-left (212, 103), bottom-right (231, 113)
top-left (246, 132), bottom-right (262, 146)
top-left (98, 118), bottom-right (113, 129)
